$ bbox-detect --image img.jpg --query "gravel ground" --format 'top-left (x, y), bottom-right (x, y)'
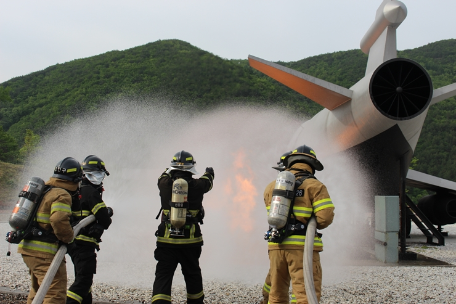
top-left (1, 222), bottom-right (456, 303)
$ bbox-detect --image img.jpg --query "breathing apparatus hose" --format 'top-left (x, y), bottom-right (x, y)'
top-left (32, 215), bottom-right (96, 304)
top-left (303, 215), bottom-right (319, 304)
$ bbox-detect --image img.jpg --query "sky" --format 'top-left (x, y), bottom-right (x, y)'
top-left (1, 0), bottom-right (455, 83)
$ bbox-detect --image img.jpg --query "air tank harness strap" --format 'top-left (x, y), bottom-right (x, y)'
top-left (160, 210), bottom-right (201, 225)
top-left (25, 226), bottom-right (59, 243)
top-left (272, 189), bottom-right (295, 199)
top-left (155, 207), bottom-right (163, 220)
top-left (285, 220), bottom-right (307, 236)
top-left (286, 173), bottom-right (315, 235)
top-left (18, 190), bottom-right (40, 202)
top-left (169, 202), bottom-right (189, 208)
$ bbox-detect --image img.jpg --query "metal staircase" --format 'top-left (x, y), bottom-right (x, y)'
top-left (405, 195), bottom-right (445, 246)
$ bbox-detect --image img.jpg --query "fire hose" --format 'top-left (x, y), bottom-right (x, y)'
top-left (32, 215), bottom-right (95, 304)
top-left (303, 216), bottom-right (318, 304)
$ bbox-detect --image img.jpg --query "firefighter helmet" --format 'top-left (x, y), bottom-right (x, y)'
top-left (272, 151), bottom-right (291, 171)
top-left (82, 155), bottom-right (109, 185)
top-left (82, 155), bottom-right (110, 176)
top-left (168, 150), bottom-right (198, 175)
top-left (52, 157), bottom-right (83, 182)
top-left (283, 145), bottom-right (324, 171)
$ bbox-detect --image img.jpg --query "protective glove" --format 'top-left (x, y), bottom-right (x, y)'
top-left (107, 207), bottom-right (114, 217)
top-left (88, 223), bottom-right (105, 240)
top-left (205, 167), bottom-right (214, 179)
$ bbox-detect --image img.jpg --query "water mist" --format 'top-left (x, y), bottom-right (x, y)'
top-left (17, 97), bottom-right (371, 288)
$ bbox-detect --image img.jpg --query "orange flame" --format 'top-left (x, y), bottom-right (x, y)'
top-left (226, 149), bottom-right (258, 232)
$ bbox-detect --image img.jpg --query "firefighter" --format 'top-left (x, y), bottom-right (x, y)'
top-left (264, 145), bottom-right (335, 304)
top-left (152, 150), bottom-right (214, 304)
top-left (67, 155), bottom-right (113, 304)
top-left (262, 151), bottom-right (296, 304)
top-left (18, 157), bottom-right (82, 304)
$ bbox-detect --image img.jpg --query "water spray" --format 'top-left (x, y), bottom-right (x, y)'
top-left (18, 100), bottom-right (370, 286)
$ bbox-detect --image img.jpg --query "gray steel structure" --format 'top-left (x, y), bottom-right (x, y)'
top-left (249, 0), bottom-right (456, 252)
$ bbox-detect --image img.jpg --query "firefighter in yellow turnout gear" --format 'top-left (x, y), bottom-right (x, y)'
top-left (263, 151), bottom-right (297, 304)
top-left (18, 157), bottom-right (82, 304)
top-left (264, 145), bottom-right (335, 304)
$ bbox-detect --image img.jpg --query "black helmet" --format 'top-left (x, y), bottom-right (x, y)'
top-left (283, 145), bottom-right (324, 171)
top-left (82, 155), bottom-right (110, 176)
top-left (171, 150), bottom-right (196, 167)
top-left (272, 151), bottom-right (291, 171)
top-left (169, 150), bottom-right (197, 175)
top-left (52, 157), bottom-right (83, 182)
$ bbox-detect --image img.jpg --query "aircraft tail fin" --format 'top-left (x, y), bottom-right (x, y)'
top-left (248, 55), bottom-right (352, 110)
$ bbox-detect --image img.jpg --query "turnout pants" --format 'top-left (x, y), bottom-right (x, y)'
top-left (268, 250), bottom-right (322, 304)
top-left (66, 244), bottom-right (97, 304)
top-left (152, 246), bottom-right (204, 304)
top-left (22, 254), bottom-right (67, 304)
top-left (263, 270), bottom-right (296, 304)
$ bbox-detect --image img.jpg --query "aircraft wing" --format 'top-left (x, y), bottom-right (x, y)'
top-left (248, 55), bottom-right (353, 110)
top-left (430, 82), bottom-right (456, 106)
top-left (406, 169), bottom-right (456, 195)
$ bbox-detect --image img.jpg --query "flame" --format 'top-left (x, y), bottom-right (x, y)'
top-left (226, 149), bottom-right (258, 232)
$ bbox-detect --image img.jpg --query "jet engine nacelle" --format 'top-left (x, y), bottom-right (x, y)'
top-left (418, 194), bottom-right (456, 225)
top-left (370, 58), bottom-right (433, 121)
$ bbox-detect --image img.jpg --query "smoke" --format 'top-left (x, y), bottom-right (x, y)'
top-left (19, 96), bottom-right (371, 288)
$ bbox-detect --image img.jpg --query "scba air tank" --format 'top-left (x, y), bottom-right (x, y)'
top-left (268, 171), bottom-right (295, 229)
top-left (9, 177), bottom-right (46, 231)
top-left (170, 178), bottom-right (188, 230)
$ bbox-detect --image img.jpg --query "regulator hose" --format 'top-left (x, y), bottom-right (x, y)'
top-left (32, 215), bottom-right (96, 304)
top-left (303, 216), bottom-right (319, 304)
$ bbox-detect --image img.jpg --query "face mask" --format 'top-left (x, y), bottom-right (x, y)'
top-left (84, 171), bottom-right (106, 185)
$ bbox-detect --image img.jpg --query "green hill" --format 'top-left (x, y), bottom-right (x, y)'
top-left (0, 161), bottom-right (23, 209)
top-left (0, 39), bottom-right (320, 142)
top-left (1, 38), bottom-right (456, 182)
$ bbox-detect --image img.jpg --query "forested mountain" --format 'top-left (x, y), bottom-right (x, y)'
top-left (0, 40), bottom-right (320, 143)
top-left (0, 38), bottom-right (455, 182)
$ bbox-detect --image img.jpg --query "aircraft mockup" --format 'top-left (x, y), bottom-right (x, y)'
top-left (249, 0), bottom-right (456, 245)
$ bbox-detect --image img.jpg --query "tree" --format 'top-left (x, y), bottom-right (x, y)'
top-left (0, 126), bottom-right (18, 163)
top-left (0, 86), bottom-right (12, 104)
top-left (19, 129), bottom-right (41, 162)
top-left (407, 157), bottom-right (431, 204)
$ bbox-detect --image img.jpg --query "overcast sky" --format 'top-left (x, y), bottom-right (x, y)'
top-left (1, 0), bottom-right (455, 83)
